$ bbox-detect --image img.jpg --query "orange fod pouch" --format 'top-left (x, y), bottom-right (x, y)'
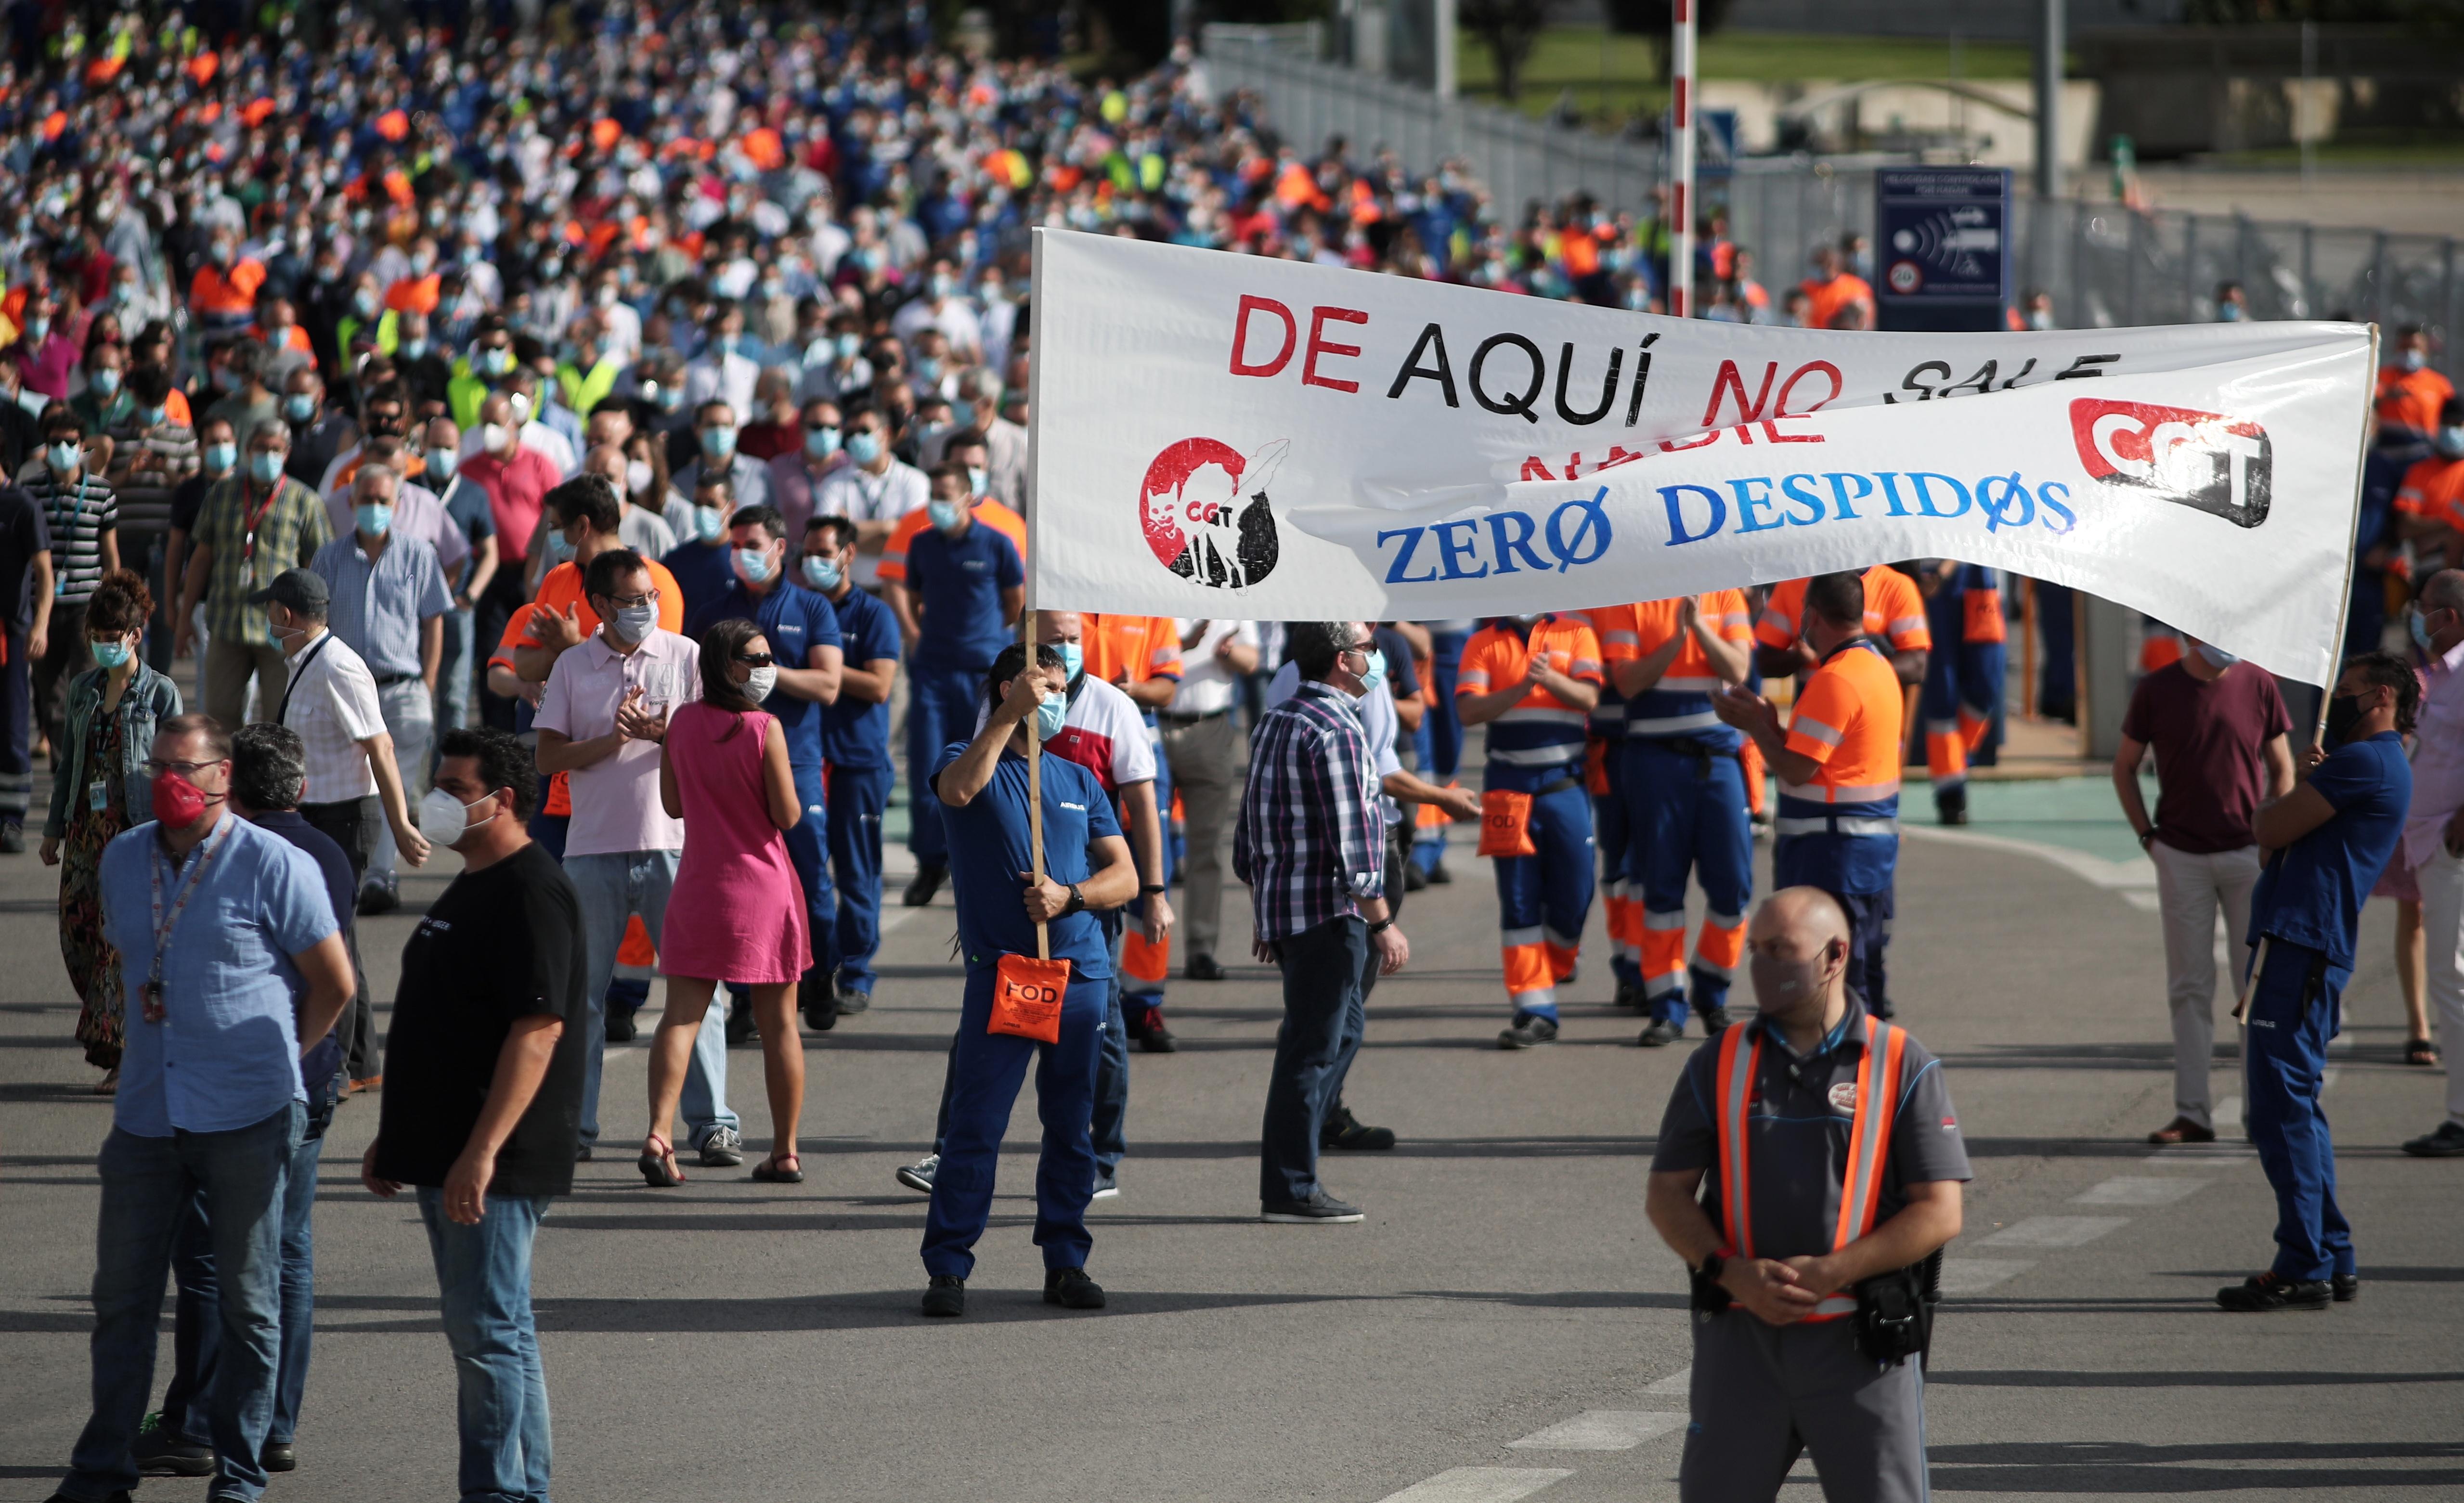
top-left (1477, 789), bottom-right (1537, 858)
top-left (990, 954), bottom-right (1071, 1043)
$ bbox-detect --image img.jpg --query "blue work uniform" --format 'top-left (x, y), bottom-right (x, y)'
top-left (1772, 638), bottom-right (1906, 1017)
top-left (2242, 729), bottom-right (2408, 1282)
top-left (657, 539), bottom-right (738, 628)
top-left (1582, 608), bottom-right (1641, 997)
top-left (903, 519), bottom-right (1024, 871)
top-left (1919, 563), bottom-right (2008, 813)
top-left (921, 740), bottom-right (1119, 1282)
top-left (686, 575), bottom-right (844, 990)
top-left (819, 582), bottom-right (901, 998)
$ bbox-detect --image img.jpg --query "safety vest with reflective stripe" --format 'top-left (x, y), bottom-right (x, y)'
top-left (1714, 1015), bottom-right (1909, 1320)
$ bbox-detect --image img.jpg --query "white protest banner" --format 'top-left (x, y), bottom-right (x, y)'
top-left (1026, 228), bottom-right (2374, 687)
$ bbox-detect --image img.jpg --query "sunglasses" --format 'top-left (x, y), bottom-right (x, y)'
top-left (733, 652), bottom-right (775, 668)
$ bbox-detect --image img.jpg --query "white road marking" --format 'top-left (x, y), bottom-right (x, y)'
top-left (1935, 1259), bottom-right (2036, 1293)
top-left (2123, 890), bottom-right (2162, 913)
top-left (2142, 1146), bottom-right (2257, 1166)
top-left (2072, 1176), bottom-right (2209, 1206)
top-left (2215, 1094), bottom-right (2243, 1127)
top-left (1979, 1216), bottom-right (2130, 1248)
top-left (1507, 1412), bottom-right (1688, 1451)
top-left (1377, 1468), bottom-right (1575, 1503)
top-left (1642, 1367), bottom-right (1691, 1396)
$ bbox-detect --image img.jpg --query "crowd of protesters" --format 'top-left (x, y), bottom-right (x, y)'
top-left (9, 6), bottom-right (2462, 1503)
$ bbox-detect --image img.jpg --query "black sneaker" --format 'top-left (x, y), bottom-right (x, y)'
top-left (1695, 1003), bottom-right (1733, 1034)
top-left (2333, 1272), bottom-right (2360, 1303)
top-left (1321, 1106), bottom-right (1396, 1152)
top-left (1638, 1019), bottom-right (1684, 1048)
top-left (1262, 1190), bottom-right (1365, 1223)
top-left (699, 1126), bottom-right (745, 1168)
top-left (44, 1493), bottom-right (131, 1503)
top-left (2401, 1121), bottom-right (2464, 1157)
top-left (801, 975), bottom-right (839, 1033)
top-left (1184, 953), bottom-right (1228, 981)
top-left (0, 822), bottom-right (23, 854)
top-left (903, 866), bottom-right (947, 907)
top-left (604, 1011), bottom-right (636, 1044)
top-left (1045, 1266), bottom-right (1108, 1309)
top-left (1425, 859), bottom-right (1453, 885)
top-left (1936, 786), bottom-right (1969, 826)
top-left (262, 1441), bottom-right (297, 1473)
top-left (132, 1412), bottom-right (213, 1476)
top-left (726, 997), bottom-right (755, 1047)
top-left (1498, 1015), bottom-right (1560, 1050)
top-left (1091, 1173), bottom-right (1121, 1200)
top-left (1402, 861), bottom-right (1428, 892)
top-left (2216, 1271), bottom-right (2332, 1312)
top-left (575, 1145), bottom-right (592, 1163)
top-left (833, 981), bottom-right (870, 1016)
top-left (896, 1153), bottom-right (939, 1193)
top-left (1612, 977), bottom-right (1641, 1010)
top-left (1138, 1010), bottom-right (1177, 1053)
top-left (921, 1275), bottom-right (965, 1317)
top-left (356, 882), bottom-right (400, 917)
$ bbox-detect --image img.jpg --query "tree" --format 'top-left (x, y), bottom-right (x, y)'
top-left (1602, 0), bottom-right (1740, 83)
top-left (1461, 0), bottom-right (1558, 102)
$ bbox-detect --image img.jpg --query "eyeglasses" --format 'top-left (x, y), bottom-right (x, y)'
top-left (144, 758), bottom-right (226, 777)
top-left (601, 589), bottom-right (658, 610)
top-left (733, 652), bottom-right (776, 668)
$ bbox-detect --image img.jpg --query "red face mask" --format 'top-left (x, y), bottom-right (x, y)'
top-left (152, 768), bottom-right (213, 828)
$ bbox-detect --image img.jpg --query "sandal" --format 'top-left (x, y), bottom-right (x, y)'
top-left (750, 1154), bottom-right (803, 1184)
top-left (2407, 1037), bottom-right (2441, 1066)
top-left (638, 1134), bottom-right (684, 1188)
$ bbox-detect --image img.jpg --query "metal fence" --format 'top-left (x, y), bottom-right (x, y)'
top-left (1202, 40), bottom-right (2462, 371)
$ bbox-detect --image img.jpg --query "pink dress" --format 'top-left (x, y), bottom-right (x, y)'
top-left (659, 702), bottom-right (812, 984)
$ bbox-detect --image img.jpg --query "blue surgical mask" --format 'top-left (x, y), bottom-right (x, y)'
top-left (283, 393), bottom-right (316, 422)
top-left (401, 337), bottom-right (429, 360)
top-left (801, 554), bottom-right (842, 592)
top-left (833, 332), bottom-right (861, 360)
top-left (2399, 348), bottom-right (2428, 373)
top-left (733, 545), bottom-right (773, 584)
top-left (137, 403), bottom-right (165, 427)
top-left (967, 465), bottom-right (988, 497)
top-left (352, 289), bottom-right (378, 317)
top-left (90, 638), bottom-right (132, 670)
top-left (90, 368), bottom-right (122, 398)
top-left (1036, 693), bottom-right (1067, 741)
top-left (44, 441), bottom-right (79, 473)
top-left (694, 505), bottom-right (726, 542)
top-left (699, 425), bottom-right (738, 459)
top-left (355, 502), bottom-right (394, 537)
top-left (426, 445), bottom-right (459, 478)
top-left (205, 441), bottom-right (238, 474)
top-left (545, 527), bottom-right (576, 562)
top-left (1057, 641), bottom-right (1083, 682)
top-left (916, 356), bottom-right (942, 382)
top-left (1357, 648), bottom-right (1388, 696)
top-left (479, 347), bottom-right (512, 377)
top-left (804, 425), bottom-right (840, 459)
top-left (2412, 608), bottom-right (2438, 653)
top-left (845, 431), bottom-right (883, 466)
top-left (248, 450), bottom-right (284, 484)
top-left (24, 316), bottom-right (49, 341)
top-left (927, 498), bottom-right (966, 531)
top-left (2438, 426), bottom-right (2464, 460)
top-left (2218, 303), bottom-right (2244, 322)
top-left (2194, 642), bottom-right (2237, 670)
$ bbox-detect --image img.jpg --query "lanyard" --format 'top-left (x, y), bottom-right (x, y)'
top-left (276, 631), bottom-right (334, 725)
top-left (239, 479), bottom-right (284, 566)
top-left (141, 815), bottom-right (233, 1023)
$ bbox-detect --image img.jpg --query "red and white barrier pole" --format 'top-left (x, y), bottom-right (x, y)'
top-left (1668, 0), bottom-right (1697, 317)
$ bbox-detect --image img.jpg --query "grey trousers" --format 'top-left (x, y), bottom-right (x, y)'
top-left (1160, 712), bottom-right (1237, 959)
top-left (1679, 1309), bottom-right (1928, 1503)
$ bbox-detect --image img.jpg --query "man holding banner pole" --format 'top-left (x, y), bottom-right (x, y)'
top-left (1718, 573), bottom-right (1908, 1020)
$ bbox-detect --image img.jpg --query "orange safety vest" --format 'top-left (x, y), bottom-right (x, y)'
top-left (1714, 1017), bottom-right (1908, 1319)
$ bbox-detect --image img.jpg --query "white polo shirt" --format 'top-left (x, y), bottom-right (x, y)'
top-left (1169, 619), bottom-right (1259, 718)
top-left (282, 629), bottom-right (386, 804)
top-left (813, 459), bottom-right (929, 590)
top-left (534, 626), bottom-right (702, 858)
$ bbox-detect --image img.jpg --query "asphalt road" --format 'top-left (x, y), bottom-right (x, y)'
top-left (2, 790), bottom-right (2460, 1502)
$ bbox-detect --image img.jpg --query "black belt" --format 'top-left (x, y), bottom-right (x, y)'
top-left (1156, 708), bottom-right (1231, 726)
top-left (371, 673), bottom-right (419, 688)
top-left (1533, 776), bottom-right (1581, 796)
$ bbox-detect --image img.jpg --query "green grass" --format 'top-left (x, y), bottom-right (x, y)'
top-left (1457, 25), bottom-right (2040, 127)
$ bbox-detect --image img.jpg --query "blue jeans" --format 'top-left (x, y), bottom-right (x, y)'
top-left (436, 606), bottom-right (476, 733)
top-left (160, 1088), bottom-right (332, 1449)
top-left (1094, 912), bottom-right (1130, 1179)
top-left (825, 763), bottom-right (893, 993)
top-left (63, 1102), bottom-right (302, 1503)
top-left (416, 1188), bottom-right (554, 1503)
top-left (564, 849), bottom-right (733, 1150)
top-left (921, 964), bottom-right (1106, 1280)
top-left (904, 662), bottom-right (983, 869)
top-left (1261, 917), bottom-right (1369, 1206)
top-left (2245, 939), bottom-right (2356, 1282)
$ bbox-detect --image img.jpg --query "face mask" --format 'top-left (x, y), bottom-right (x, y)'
top-left (732, 545), bottom-right (774, 584)
top-left (248, 450), bottom-right (285, 484)
top-left (90, 637), bottom-right (132, 670)
top-left (45, 441), bottom-right (78, 474)
top-left (694, 505), bottom-right (726, 542)
top-left (482, 422), bottom-right (512, 454)
top-left (1036, 692), bottom-right (1067, 741)
top-left (916, 356), bottom-right (942, 383)
top-left (24, 316), bottom-right (50, 341)
top-left (846, 431), bottom-right (883, 466)
top-left (352, 289), bottom-right (378, 317)
top-left (480, 347), bottom-right (513, 377)
top-left (91, 368), bottom-right (122, 397)
top-left (151, 766), bottom-right (217, 828)
top-left (802, 554), bottom-right (842, 592)
top-left (833, 332), bottom-right (860, 360)
top-left (930, 272), bottom-right (957, 299)
top-left (415, 785), bottom-right (497, 847)
top-left (2194, 643), bottom-right (2237, 670)
top-left (2412, 608), bottom-right (2439, 653)
top-left (2218, 303), bottom-right (2244, 322)
top-left (138, 404), bottom-right (165, 428)
top-left (742, 664), bottom-right (778, 702)
top-left (700, 426), bottom-right (738, 460)
top-left (804, 425), bottom-right (840, 459)
top-left (625, 458), bottom-right (653, 494)
top-left (1055, 640), bottom-right (1084, 682)
top-left (356, 503), bottom-right (394, 537)
top-left (205, 441), bottom-right (238, 474)
top-left (2324, 691), bottom-right (2370, 745)
top-left (1355, 648), bottom-right (1387, 697)
top-left (966, 465), bottom-right (988, 496)
top-left (609, 601), bottom-right (660, 642)
top-left (2399, 348), bottom-right (2428, 373)
top-left (283, 393), bottom-right (316, 422)
top-left (655, 385), bottom-right (685, 413)
top-left (545, 527), bottom-right (576, 562)
top-left (2025, 311), bottom-right (2053, 331)
top-left (597, 284), bottom-right (620, 308)
top-left (1750, 943), bottom-right (1834, 1013)
top-left (2437, 427), bottom-right (2464, 460)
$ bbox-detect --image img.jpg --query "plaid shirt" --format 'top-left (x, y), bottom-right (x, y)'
top-left (1235, 679), bottom-right (1387, 943)
top-left (195, 474), bottom-right (330, 645)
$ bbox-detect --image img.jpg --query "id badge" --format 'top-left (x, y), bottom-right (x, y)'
top-left (87, 780), bottom-right (108, 812)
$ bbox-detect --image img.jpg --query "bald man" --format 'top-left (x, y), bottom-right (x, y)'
top-left (1647, 888), bottom-right (1969, 1503)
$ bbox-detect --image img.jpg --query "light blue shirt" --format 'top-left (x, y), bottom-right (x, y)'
top-left (311, 531), bottom-right (452, 680)
top-left (101, 813), bottom-right (339, 1136)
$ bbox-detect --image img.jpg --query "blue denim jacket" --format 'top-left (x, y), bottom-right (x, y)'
top-left (45, 662), bottom-right (183, 841)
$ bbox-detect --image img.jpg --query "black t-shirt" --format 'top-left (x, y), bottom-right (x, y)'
top-left (374, 842), bottom-right (587, 1196)
top-left (0, 484), bottom-right (52, 632)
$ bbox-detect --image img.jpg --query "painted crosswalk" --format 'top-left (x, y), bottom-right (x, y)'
top-left (1507, 1411), bottom-right (1690, 1451)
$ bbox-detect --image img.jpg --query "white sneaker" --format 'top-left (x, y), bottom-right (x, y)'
top-left (895, 1153), bottom-right (939, 1193)
top-left (1091, 1174), bottom-right (1121, 1200)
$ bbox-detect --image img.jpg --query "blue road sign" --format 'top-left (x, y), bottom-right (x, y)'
top-left (1875, 167), bottom-right (2010, 332)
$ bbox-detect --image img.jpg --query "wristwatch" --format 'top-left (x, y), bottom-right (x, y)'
top-left (1697, 1251), bottom-right (1727, 1285)
top-left (1367, 917), bottom-right (1394, 935)
top-left (2138, 828), bottom-right (2157, 850)
top-left (1141, 883), bottom-right (1167, 895)
top-left (1063, 882), bottom-right (1086, 916)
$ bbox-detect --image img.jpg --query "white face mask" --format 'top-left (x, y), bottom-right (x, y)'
top-left (743, 664), bottom-right (778, 702)
top-left (415, 786), bottom-right (498, 847)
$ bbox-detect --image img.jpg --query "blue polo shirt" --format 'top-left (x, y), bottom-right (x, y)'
top-left (908, 517), bottom-right (1023, 673)
top-left (933, 739), bottom-right (1120, 976)
top-left (100, 814), bottom-right (341, 1137)
top-left (659, 538), bottom-right (739, 625)
top-left (685, 577), bottom-right (843, 767)
top-left (2249, 729), bottom-right (2409, 973)
top-left (822, 582), bottom-right (901, 768)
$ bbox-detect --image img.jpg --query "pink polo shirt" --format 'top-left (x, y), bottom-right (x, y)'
top-left (2403, 640), bottom-right (2464, 868)
top-left (534, 626), bottom-right (703, 858)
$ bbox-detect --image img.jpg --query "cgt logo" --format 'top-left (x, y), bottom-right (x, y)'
top-left (1140, 437), bottom-right (1287, 590)
top-left (2069, 398), bottom-right (2271, 528)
